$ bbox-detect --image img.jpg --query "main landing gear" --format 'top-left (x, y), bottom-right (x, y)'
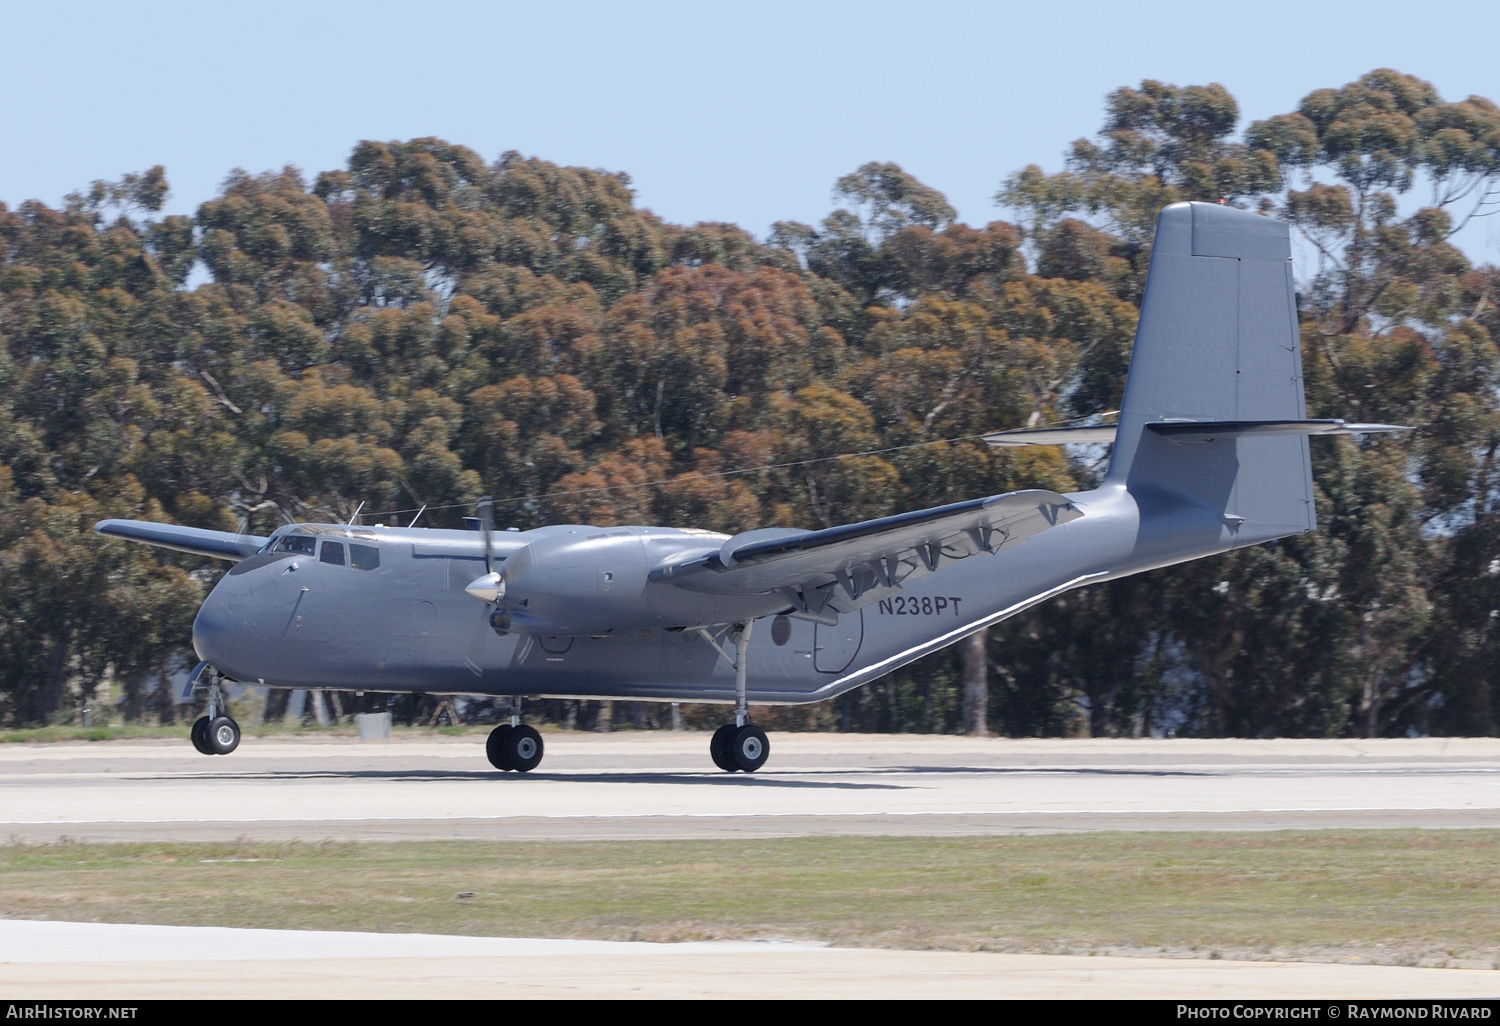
top-left (697, 620), bottom-right (770, 773)
top-left (189, 674), bottom-right (240, 756)
top-left (710, 723), bottom-right (769, 773)
top-left (486, 702), bottom-right (544, 772)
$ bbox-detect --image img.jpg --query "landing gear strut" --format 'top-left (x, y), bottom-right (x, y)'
top-left (486, 700), bottom-right (544, 772)
top-left (699, 621), bottom-right (770, 773)
top-left (190, 674), bottom-right (240, 756)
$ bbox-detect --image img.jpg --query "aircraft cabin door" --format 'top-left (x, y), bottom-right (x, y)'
top-left (813, 610), bottom-right (863, 673)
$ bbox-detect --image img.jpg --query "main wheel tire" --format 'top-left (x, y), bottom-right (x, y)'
top-left (486, 724), bottom-right (515, 771)
top-left (190, 716), bottom-right (213, 755)
top-left (709, 724), bottom-right (739, 772)
top-left (504, 724), bottom-right (544, 773)
top-left (729, 724), bottom-right (769, 773)
top-left (206, 715), bottom-right (240, 755)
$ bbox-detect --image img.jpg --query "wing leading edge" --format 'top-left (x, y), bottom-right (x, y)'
top-left (94, 519), bottom-right (268, 562)
top-left (650, 489), bottom-right (1081, 625)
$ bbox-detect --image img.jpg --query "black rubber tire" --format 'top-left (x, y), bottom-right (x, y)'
top-left (709, 724), bottom-right (739, 772)
top-left (190, 716), bottom-right (213, 756)
top-left (206, 715), bottom-right (240, 755)
top-left (504, 725), bottom-right (544, 773)
top-left (729, 725), bottom-right (769, 773)
top-left (486, 725), bottom-right (515, 771)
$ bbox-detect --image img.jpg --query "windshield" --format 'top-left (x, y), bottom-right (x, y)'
top-left (271, 534), bottom-right (316, 555)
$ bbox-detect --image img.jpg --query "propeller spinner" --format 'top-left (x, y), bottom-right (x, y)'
top-left (465, 496), bottom-right (506, 603)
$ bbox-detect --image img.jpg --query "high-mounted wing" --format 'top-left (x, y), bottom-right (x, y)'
top-left (649, 490), bottom-right (1081, 624)
top-left (94, 519), bottom-right (268, 562)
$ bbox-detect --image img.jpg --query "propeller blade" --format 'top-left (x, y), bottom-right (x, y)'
top-left (477, 496), bottom-right (496, 577)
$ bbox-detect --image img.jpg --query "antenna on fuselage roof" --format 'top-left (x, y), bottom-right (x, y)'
top-left (347, 501), bottom-right (364, 526)
top-left (409, 504), bottom-right (428, 528)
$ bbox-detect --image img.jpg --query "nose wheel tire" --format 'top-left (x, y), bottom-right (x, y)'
top-left (710, 724), bottom-right (739, 772)
top-left (206, 716), bottom-right (240, 755)
top-left (486, 724), bottom-right (515, 770)
top-left (190, 716), bottom-right (213, 755)
top-left (729, 725), bottom-right (769, 772)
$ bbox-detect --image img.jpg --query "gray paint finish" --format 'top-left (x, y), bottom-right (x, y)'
top-left (96, 203), bottom-right (1367, 710)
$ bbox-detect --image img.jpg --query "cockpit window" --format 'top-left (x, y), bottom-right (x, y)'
top-left (319, 541), bottom-right (346, 566)
top-left (273, 535), bottom-right (316, 555)
top-left (349, 542), bottom-right (380, 571)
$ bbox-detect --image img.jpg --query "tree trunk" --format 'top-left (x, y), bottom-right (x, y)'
top-left (263, 687), bottom-right (289, 723)
top-left (962, 629), bottom-right (989, 736)
top-left (156, 669), bottom-right (177, 725)
top-left (595, 700), bottom-right (614, 733)
top-left (31, 637), bottom-right (70, 726)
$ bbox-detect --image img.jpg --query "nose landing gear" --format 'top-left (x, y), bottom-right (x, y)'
top-left (188, 670), bottom-right (240, 756)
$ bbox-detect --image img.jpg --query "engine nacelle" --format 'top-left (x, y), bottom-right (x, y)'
top-left (488, 526), bottom-right (779, 635)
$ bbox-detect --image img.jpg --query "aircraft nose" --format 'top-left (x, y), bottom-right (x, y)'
top-left (192, 585), bottom-right (256, 681)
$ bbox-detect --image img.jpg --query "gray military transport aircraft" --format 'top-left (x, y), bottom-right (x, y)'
top-left (95, 202), bottom-right (1403, 773)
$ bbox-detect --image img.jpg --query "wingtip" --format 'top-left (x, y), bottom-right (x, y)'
top-left (1341, 423), bottom-right (1413, 433)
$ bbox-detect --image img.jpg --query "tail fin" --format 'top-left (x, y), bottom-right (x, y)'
top-left (1106, 202), bottom-right (1316, 542)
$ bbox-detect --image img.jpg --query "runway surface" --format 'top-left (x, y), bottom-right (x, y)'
top-left (3, 920), bottom-right (1498, 999)
top-left (2, 732), bottom-right (1498, 841)
top-left (5, 735), bottom-right (1500, 998)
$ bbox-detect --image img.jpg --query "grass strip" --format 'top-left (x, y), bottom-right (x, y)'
top-left (2, 831), bottom-right (1497, 968)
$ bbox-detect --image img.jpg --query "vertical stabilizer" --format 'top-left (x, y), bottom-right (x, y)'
top-left (1106, 202), bottom-right (1315, 542)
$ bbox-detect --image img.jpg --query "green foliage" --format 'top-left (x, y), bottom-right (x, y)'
top-left (990, 69), bottom-right (1500, 739)
top-left (1, 69), bottom-right (1497, 736)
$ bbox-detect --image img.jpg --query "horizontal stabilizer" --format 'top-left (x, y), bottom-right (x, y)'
top-left (983, 425), bottom-right (1118, 447)
top-left (1145, 419), bottom-right (1409, 438)
top-left (94, 519), bottom-right (268, 562)
top-left (984, 419), bottom-right (1408, 447)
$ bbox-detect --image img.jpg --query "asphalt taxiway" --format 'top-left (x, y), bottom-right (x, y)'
top-left (2, 733), bottom-right (1498, 841)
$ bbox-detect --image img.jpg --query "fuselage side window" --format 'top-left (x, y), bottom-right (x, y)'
top-left (349, 543), bottom-right (380, 571)
top-left (319, 541), bottom-right (346, 566)
top-left (273, 535), bottom-right (316, 555)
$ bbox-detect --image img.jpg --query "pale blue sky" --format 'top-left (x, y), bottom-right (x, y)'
top-left (3, 0), bottom-right (1498, 259)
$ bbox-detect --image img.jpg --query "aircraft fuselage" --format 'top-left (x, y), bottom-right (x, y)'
top-left (191, 480), bottom-right (1270, 705)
